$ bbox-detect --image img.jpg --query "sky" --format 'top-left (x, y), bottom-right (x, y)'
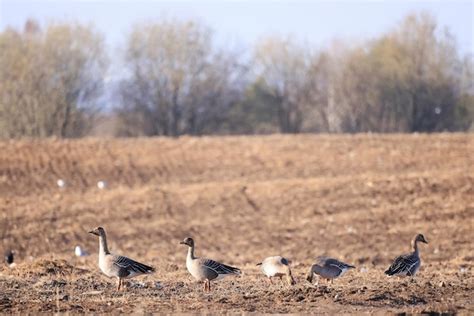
top-left (0, 0), bottom-right (473, 56)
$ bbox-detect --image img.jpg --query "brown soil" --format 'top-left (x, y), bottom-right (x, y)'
top-left (0, 134), bottom-right (473, 314)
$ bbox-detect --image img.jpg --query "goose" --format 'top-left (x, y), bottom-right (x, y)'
top-left (257, 256), bottom-right (295, 285)
top-left (180, 237), bottom-right (241, 292)
top-left (89, 227), bottom-right (154, 290)
top-left (385, 233), bottom-right (428, 277)
top-left (4, 250), bottom-right (15, 267)
top-left (307, 256), bottom-right (355, 284)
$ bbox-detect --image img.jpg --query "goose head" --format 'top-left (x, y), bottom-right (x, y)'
top-left (89, 226), bottom-right (106, 237)
top-left (415, 234), bottom-right (428, 244)
top-left (180, 237), bottom-right (195, 247)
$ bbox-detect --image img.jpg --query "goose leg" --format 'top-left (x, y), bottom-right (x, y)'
top-left (269, 277), bottom-right (273, 284)
top-left (204, 280), bottom-right (211, 292)
top-left (117, 278), bottom-right (121, 291)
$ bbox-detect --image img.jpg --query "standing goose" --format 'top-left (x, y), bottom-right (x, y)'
top-left (89, 227), bottom-right (155, 290)
top-left (180, 237), bottom-right (241, 292)
top-left (307, 256), bottom-right (355, 284)
top-left (385, 233), bottom-right (428, 277)
top-left (257, 256), bottom-right (296, 285)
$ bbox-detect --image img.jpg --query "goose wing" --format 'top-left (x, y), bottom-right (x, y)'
top-left (200, 258), bottom-right (241, 275)
top-left (385, 253), bottom-right (419, 276)
top-left (326, 258), bottom-right (355, 270)
top-left (112, 255), bottom-right (155, 276)
top-left (317, 256), bottom-right (355, 270)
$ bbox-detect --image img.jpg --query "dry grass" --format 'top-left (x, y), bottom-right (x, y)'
top-left (0, 134), bottom-right (473, 313)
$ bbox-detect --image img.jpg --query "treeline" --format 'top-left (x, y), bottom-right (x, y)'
top-left (0, 13), bottom-right (473, 138)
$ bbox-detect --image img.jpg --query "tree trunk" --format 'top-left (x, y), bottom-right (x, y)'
top-left (171, 86), bottom-right (180, 136)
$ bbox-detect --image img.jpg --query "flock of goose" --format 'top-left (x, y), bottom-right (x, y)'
top-left (88, 227), bottom-right (428, 292)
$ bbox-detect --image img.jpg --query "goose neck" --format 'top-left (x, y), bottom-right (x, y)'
top-left (187, 245), bottom-right (195, 260)
top-left (99, 234), bottom-right (110, 255)
top-left (413, 239), bottom-right (419, 255)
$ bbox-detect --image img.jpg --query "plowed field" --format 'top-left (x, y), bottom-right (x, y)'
top-left (0, 134), bottom-right (473, 313)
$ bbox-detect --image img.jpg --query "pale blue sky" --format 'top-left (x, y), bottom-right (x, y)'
top-left (0, 0), bottom-right (472, 56)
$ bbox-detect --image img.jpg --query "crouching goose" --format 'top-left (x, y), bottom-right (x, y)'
top-left (257, 256), bottom-right (295, 285)
top-left (89, 227), bottom-right (155, 290)
top-left (4, 250), bottom-right (15, 268)
top-left (307, 256), bottom-right (355, 284)
top-left (180, 237), bottom-right (241, 292)
top-left (385, 233), bottom-right (428, 277)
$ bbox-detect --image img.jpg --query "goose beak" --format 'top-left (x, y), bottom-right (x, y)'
top-left (179, 241), bottom-right (185, 245)
top-left (88, 230), bottom-right (99, 236)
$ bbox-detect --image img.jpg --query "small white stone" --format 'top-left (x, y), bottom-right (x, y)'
top-left (97, 180), bottom-right (107, 190)
top-left (75, 245), bottom-right (89, 257)
top-left (57, 179), bottom-right (66, 188)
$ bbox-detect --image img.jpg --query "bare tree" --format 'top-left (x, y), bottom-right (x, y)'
top-left (0, 19), bottom-right (107, 138)
top-left (394, 13), bottom-right (458, 131)
top-left (253, 36), bottom-right (311, 133)
top-left (1, 13), bottom-right (470, 137)
top-left (183, 50), bottom-right (247, 135)
top-left (116, 19), bottom-right (246, 136)
top-left (457, 55), bottom-right (474, 130)
top-left (333, 12), bottom-right (472, 133)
